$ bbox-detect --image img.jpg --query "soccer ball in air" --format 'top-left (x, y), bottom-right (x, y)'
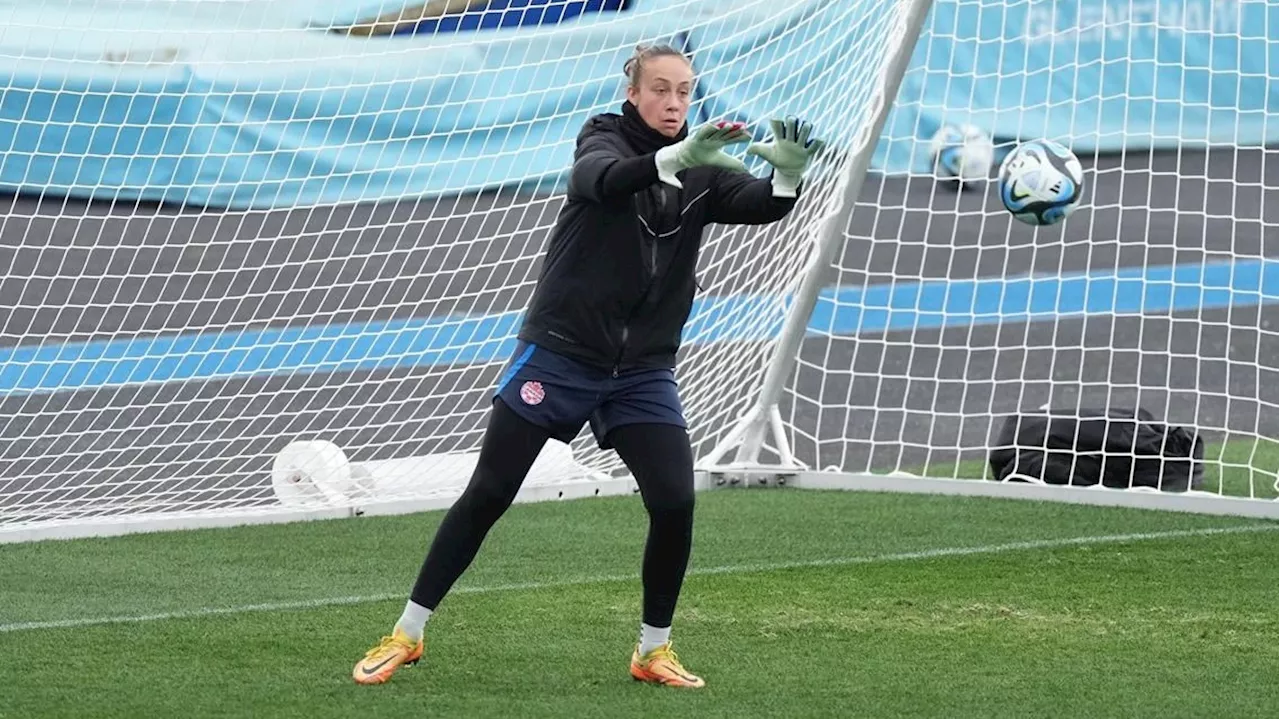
top-left (997, 139), bottom-right (1084, 226)
top-left (929, 123), bottom-right (994, 185)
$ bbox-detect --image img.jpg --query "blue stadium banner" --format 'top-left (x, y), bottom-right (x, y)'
top-left (0, 0), bottom-right (1273, 207)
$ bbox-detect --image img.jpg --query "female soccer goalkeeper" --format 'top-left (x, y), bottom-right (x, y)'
top-left (353, 43), bottom-right (823, 688)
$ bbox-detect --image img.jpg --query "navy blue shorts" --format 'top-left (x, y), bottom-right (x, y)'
top-left (492, 341), bottom-right (686, 449)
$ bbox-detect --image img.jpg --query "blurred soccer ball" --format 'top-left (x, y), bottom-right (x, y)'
top-left (997, 139), bottom-right (1085, 226)
top-left (930, 123), bottom-right (994, 185)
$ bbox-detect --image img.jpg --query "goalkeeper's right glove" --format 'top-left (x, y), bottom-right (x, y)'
top-left (655, 122), bottom-right (753, 189)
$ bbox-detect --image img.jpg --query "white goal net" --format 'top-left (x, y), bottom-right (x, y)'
top-left (768, 0), bottom-right (1279, 501)
top-left (0, 0), bottom-right (1275, 540)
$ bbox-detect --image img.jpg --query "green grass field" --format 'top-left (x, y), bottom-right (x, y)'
top-left (2, 488), bottom-right (1276, 718)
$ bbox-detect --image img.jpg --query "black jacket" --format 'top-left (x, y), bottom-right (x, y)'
top-left (518, 103), bottom-right (799, 373)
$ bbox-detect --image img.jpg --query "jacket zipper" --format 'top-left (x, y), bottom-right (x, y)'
top-left (611, 325), bottom-right (629, 378)
top-left (615, 187), bottom-right (671, 378)
top-left (616, 243), bottom-right (656, 378)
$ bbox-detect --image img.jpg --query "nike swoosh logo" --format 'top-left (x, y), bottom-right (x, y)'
top-left (360, 654), bottom-right (397, 675)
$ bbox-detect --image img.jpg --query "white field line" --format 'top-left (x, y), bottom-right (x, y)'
top-left (1, 524), bottom-right (1273, 634)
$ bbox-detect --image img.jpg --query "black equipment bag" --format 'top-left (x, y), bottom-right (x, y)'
top-left (988, 406), bottom-right (1204, 492)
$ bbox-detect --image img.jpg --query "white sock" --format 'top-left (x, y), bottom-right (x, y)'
top-left (638, 623), bottom-right (672, 656)
top-left (394, 600), bottom-right (432, 641)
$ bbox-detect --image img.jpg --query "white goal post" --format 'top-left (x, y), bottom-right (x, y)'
top-left (0, 0), bottom-right (1275, 543)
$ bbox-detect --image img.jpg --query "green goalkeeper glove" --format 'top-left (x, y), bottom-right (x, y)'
top-left (747, 117), bottom-right (824, 198)
top-left (655, 121), bottom-right (753, 189)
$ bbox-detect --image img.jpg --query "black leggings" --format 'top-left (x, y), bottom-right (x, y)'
top-left (409, 399), bottom-right (696, 628)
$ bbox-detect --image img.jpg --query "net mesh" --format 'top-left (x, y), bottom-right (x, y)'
top-left (786, 0), bottom-right (1277, 493)
top-left (0, 0), bottom-right (1274, 535)
top-left (0, 0), bottom-right (902, 529)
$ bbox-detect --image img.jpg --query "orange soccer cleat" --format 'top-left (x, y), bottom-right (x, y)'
top-left (629, 642), bottom-right (706, 688)
top-left (352, 628), bottom-right (424, 685)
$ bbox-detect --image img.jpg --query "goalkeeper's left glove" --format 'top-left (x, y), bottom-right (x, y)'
top-left (746, 117), bottom-right (824, 198)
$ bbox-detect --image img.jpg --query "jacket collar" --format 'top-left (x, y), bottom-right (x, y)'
top-left (619, 100), bottom-right (688, 154)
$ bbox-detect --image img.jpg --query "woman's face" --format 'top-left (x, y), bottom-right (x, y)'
top-left (626, 55), bottom-right (694, 138)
